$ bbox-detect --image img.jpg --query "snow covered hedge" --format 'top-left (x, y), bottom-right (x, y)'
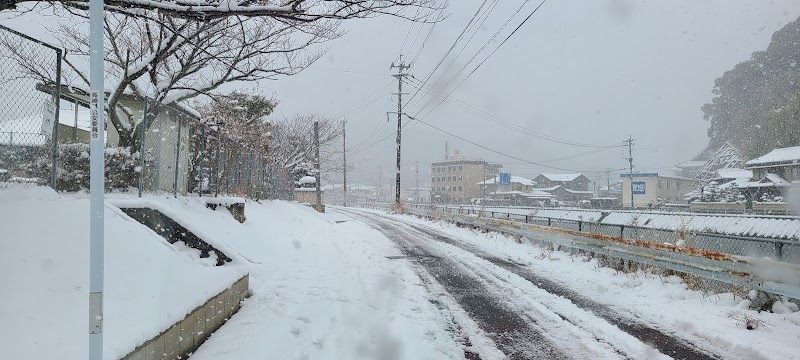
top-left (36, 144), bottom-right (139, 192)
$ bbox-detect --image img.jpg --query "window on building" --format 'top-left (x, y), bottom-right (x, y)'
top-left (458, 186), bottom-right (463, 191)
top-left (459, 165), bottom-right (463, 171)
top-left (666, 181), bottom-right (671, 189)
top-left (676, 182), bottom-right (681, 190)
top-left (658, 179), bottom-right (662, 189)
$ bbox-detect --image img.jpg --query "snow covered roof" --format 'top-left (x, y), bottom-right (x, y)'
top-left (322, 184), bottom-right (376, 191)
top-left (746, 146), bottom-right (800, 167)
top-left (564, 189), bottom-right (594, 194)
top-left (478, 176), bottom-right (536, 186)
top-left (0, 107), bottom-right (93, 146)
top-left (523, 190), bottom-right (555, 199)
top-left (765, 173), bottom-right (791, 187)
top-left (534, 185), bottom-right (562, 192)
top-left (675, 160), bottom-right (706, 169)
top-left (298, 176), bottom-right (317, 184)
top-left (538, 173), bottom-right (583, 182)
top-left (715, 168), bottom-right (752, 180)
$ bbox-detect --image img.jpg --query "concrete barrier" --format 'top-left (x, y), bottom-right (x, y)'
top-left (122, 275), bottom-right (249, 360)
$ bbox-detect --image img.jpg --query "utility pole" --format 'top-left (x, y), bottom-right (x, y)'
top-left (606, 168), bottom-right (611, 197)
top-left (390, 55), bottom-right (411, 211)
top-left (342, 119), bottom-right (347, 207)
top-left (415, 160), bottom-right (420, 203)
top-left (378, 164), bottom-right (383, 202)
top-left (624, 135), bottom-right (636, 208)
top-left (314, 120), bottom-right (322, 212)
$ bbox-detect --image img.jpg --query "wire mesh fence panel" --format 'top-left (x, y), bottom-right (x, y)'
top-left (689, 233), bottom-right (784, 261)
top-left (552, 219), bottom-right (581, 231)
top-left (0, 25), bottom-right (61, 189)
top-left (528, 217), bottom-right (550, 227)
top-left (781, 242), bottom-right (800, 264)
top-left (138, 100), bottom-right (197, 196)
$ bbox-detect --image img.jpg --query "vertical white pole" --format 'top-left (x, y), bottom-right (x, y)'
top-left (88, 0), bottom-right (105, 358)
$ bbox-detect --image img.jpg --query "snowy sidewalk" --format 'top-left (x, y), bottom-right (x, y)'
top-left (189, 202), bottom-right (466, 360)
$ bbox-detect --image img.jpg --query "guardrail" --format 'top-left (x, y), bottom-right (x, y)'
top-left (407, 204), bottom-right (800, 264)
top-left (401, 206), bottom-right (800, 300)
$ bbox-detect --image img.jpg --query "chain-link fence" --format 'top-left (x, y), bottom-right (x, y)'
top-left (136, 98), bottom-right (294, 200)
top-left (407, 204), bottom-right (800, 264)
top-left (0, 25), bottom-right (61, 188)
top-left (0, 25), bottom-right (296, 200)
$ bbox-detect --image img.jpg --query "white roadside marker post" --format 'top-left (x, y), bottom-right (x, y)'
top-left (88, 0), bottom-right (105, 358)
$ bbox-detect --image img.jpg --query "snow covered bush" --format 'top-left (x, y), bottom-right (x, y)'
top-left (36, 144), bottom-right (139, 192)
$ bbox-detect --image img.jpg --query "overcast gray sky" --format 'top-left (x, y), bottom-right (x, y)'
top-left (3, 0), bottom-right (800, 188)
top-left (260, 0), bottom-right (800, 187)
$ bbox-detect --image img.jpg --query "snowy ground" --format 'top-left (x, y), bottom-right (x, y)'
top-left (4, 187), bottom-right (799, 359)
top-left (0, 186), bottom-right (244, 360)
top-left (370, 209), bottom-right (800, 360)
top-left (188, 201), bottom-right (470, 360)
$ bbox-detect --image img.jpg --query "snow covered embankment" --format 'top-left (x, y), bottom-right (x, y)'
top-left (0, 186), bottom-right (244, 360)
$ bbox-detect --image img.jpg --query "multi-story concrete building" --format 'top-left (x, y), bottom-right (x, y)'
top-left (430, 149), bottom-right (501, 203)
top-left (621, 173), bottom-right (695, 208)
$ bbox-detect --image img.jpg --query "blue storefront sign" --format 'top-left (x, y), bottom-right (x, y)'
top-left (499, 172), bottom-right (511, 185)
top-left (632, 181), bottom-right (646, 194)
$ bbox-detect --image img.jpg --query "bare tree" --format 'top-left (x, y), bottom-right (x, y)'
top-left (47, 12), bottom-right (339, 152)
top-left (2, 0), bottom-right (442, 21)
top-left (268, 113), bottom-right (340, 174)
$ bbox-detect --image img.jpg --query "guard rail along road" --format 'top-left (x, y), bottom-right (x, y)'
top-left (391, 204), bottom-right (800, 301)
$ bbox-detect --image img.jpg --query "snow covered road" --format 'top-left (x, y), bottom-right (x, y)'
top-left (335, 207), bottom-right (800, 360)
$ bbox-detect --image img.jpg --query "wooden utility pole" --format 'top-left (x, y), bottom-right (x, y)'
top-left (342, 119), bottom-right (347, 207)
top-left (314, 120), bottom-right (322, 212)
top-left (390, 55), bottom-right (411, 211)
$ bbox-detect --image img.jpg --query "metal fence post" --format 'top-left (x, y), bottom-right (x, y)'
top-left (137, 98), bottom-right (148, 198)
top-left (50, 49), bottom-right (62, 190)
top-left (173, 115), bottom-right (182, 197)
top-left (775, 242), bottom-right (784, 261)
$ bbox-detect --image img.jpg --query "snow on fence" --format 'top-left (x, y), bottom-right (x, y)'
top-left (410, 204), bottom-right (800, 264)
top-left (0, 25), bottom-right (62, 190)
top-left (432, 204), bottom-right (800, 240)
top-left (121, 275), bottom-right (249, 360)
top-left (405, 206), bottom-right (800, 300)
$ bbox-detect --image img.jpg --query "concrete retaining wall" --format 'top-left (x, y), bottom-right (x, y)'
top-left (122, 275), bottom-right (249, 360)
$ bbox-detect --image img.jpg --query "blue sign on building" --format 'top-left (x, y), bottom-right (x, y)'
top-left (632, 181), bottom-right (646, 194)
top-left (499, 172), bottom-right (511, 185)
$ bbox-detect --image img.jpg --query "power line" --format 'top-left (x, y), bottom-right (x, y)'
top-left (307, 67), bottom-right (391, 77)
top-left (405, 0), bottom-right (491, 105)
top-left (412, 0), bottom-right (550, 124)
top-left (405, 77), bottom-right (619, 148)
top-left (411, 116), bottom-right (610, 173)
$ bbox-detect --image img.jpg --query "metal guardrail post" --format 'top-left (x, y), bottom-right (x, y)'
top-left (524, 215), bottom-right (529, 223)
top-left (578, 220), bottom-right (582, 232)
top-left (620, 225), bottom-right (625, 238)
top-left (547, 218), bottom-right (551, 227)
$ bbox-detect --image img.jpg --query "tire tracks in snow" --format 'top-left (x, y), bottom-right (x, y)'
top-left (336, 208), bottom-right (569, 359)
top-left (351, 209), bottom-right (722, 360)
